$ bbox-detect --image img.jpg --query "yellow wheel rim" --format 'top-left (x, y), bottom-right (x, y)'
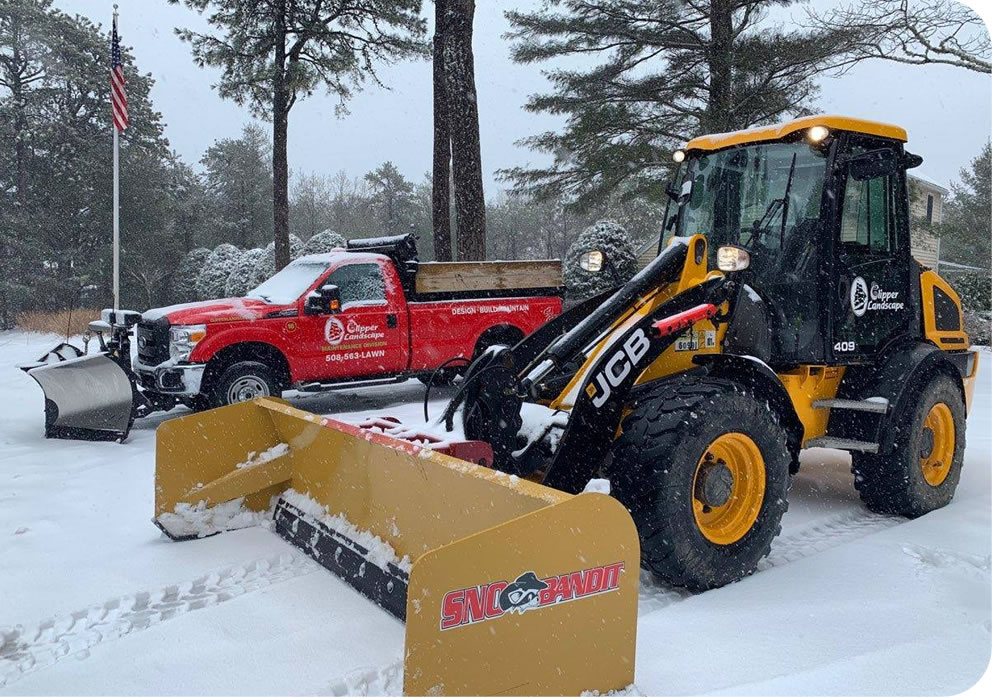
top-left (920, 403), bottom-right (955, 487)
top-left (692, 432), bottom-right (766, 545)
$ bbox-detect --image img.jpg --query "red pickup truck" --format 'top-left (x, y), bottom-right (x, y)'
top-left (133, 235), bottom-right (563, 409)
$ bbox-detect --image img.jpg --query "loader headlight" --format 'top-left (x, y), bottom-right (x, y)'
top-left (169, 324), bottom-right (206, 361)
top-left (716, 246), bottom-right (751, 272)
top-left (580, 250), bottom-right (604, 272)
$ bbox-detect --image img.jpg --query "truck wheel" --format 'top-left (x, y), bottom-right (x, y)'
top-left (852, 373), bottom-right (965, 517)
top-left (609, 377), bottom-right (791, 591)
top-left (210, 361), bottom-right (279, 409)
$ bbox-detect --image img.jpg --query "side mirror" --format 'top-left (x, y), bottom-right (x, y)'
top-left (848, 148), bottom-right (900, 181)
top-left (580, 250), bottom-right (604, 272)
top-left (305, 283), bottom-right (341, 315)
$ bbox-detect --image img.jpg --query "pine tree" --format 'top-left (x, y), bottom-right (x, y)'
top-left (444, 0), bottom-right (485, 260)
top-left (172, 0), bottom-right (427, 272)
top-left (365, 162), bottom-right (415, 235)
top-left (504, 0), bottom-right (855, 207)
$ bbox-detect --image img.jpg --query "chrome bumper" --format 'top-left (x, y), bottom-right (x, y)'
top-left (134, 360), bottom-right (205, 396)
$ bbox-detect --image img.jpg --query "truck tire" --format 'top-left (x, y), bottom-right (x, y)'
top-left (851, 373), bottom-right (965, 517)
top-left (609, 377), bottom-right (791, 591)
top-left (210, 361), bottom-right (280, 409)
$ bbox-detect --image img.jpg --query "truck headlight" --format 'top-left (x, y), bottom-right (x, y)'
top-left (169, 324), bottom-right (206, 361)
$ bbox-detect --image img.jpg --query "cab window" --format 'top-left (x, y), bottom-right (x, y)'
top-left (840, 173), bottom-right (894, 254)
top-left (326, 263), bottom-right (386, 306)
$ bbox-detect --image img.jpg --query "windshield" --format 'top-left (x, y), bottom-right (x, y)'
top-left (246, 260), bottom-right (332, 304)
top-left (676, 141), bottom-right (828, 269)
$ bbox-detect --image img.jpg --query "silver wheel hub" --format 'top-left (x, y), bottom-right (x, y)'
top-left (227, 376), bottom-right (269, 404)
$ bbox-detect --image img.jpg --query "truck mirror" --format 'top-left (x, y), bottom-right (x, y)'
top-left (580, 250), bottom-right (604, 273)
top-left (305, 284), bottom-right (341, 315)
top-left (848, 148), bottom-right (899, 181)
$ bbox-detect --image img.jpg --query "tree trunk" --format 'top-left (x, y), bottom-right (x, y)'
top-left (432, 0), bottom-right (453, 261)
top-left (706, 0), bottom-right (734, 134)
top-left (272, 0), bottom-right (291, 271)
top-left (444, 0), bottom-right (486, 261)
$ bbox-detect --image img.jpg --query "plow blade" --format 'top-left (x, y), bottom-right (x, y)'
top-left (27, 353), bottom-right (135, 441)
top-left (154, 397), bottom-right (639, 696)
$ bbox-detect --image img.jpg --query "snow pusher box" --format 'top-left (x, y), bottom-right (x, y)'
top-left (22, 233), bottom-right (562, 442)
top-left (153, 397), bottom-right (639, 696)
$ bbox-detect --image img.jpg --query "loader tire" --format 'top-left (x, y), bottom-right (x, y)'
top-left (609, 377), bottom-right (791, 591)
top-left (851, 374), bottom-right (965, 518)
top-left (210, 361), bottom-right (279, 409)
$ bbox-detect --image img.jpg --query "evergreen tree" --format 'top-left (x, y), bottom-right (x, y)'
top-left (200, 124), bottom-right (273, 249)
top-left (503, 0), bottom-right (854, 207)
top-left (0, 0), bottom-right (173, 320)
top-left (172, 0), bottom-right (427, 272)
top-left (940, 142), bottom-right (992, 270)
top-left (444, 0), bottom-right (485, 260)
top-left (365, 161), bottom-right (415, 235)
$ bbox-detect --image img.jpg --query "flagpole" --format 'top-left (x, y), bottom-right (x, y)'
top-left (112, 4), bottom-right (120, 312)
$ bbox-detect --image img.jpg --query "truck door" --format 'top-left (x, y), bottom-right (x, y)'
top-left (301, 260), bottom-right (408, 381)
top-left (830, 137), bottom-right (912, 361)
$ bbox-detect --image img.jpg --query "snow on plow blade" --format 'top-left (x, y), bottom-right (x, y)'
top-left (154, 397), bottom-right (639, 696)
top-left (26, 353), bottom-right (135, 441)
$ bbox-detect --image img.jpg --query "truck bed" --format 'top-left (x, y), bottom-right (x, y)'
top-left (414, 260), bottom-right (562, 295)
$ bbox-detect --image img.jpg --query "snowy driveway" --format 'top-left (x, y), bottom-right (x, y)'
top-left (0, 331), bottom-right (988, 694)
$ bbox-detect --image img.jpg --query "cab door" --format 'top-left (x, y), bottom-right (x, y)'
top-left (830, 137), bottom-right (912, 361)
top-left (297, 260), bottom-right (409, 381)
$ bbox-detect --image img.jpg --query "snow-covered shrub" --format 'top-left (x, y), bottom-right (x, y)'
top-left (301, 229), bottom-right (345, 256)
top-left (170, 247), bottom-right (210, 303)
top-left (248, 235), bottom-right (306, 290)
top-left (196, 243), bottom-right (241, 299)
top-left (225, 247), bottom-right (267, 297)
top-left (563, 220), bottom-right (638, 300)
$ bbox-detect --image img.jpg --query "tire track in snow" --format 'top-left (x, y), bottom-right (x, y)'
top-left (0, 552), bottom-right (318, 688)
top-left (638, 510), bottom-right (903, 616)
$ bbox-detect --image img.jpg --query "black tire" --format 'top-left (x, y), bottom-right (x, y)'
top-left (609, 377), bottom-right (792, 591)
top-left (852, 373), bottom-right (966, 517)
top-left (210, 361), bottom-right (280, 409)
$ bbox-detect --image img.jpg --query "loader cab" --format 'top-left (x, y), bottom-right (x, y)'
top-left (665, 117), bottom-right (918, 368)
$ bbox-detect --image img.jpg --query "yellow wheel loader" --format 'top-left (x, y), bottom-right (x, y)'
top-left (152, 115), bottom-right (978, 695)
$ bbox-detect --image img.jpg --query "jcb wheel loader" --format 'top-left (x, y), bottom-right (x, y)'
top-left (152, 115), bottom-right (977, 695)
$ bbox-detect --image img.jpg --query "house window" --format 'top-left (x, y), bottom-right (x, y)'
top-left (926, 195), bottom-right (934, 223)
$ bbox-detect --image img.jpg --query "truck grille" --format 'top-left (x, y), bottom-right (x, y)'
top-left (136, 318), bottom-right (170, 366)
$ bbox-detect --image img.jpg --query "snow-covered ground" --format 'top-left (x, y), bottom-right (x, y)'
top-left (0, 331), bottom-right (988, 695)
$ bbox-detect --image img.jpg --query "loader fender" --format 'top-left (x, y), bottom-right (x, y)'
top-left (830, 340), bottom-right (967, 451)
top-left (693, 353), bottom-right (804, 458)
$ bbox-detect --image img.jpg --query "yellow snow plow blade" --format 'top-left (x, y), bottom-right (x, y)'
top-left (153, 397), bottom-right (639, 696)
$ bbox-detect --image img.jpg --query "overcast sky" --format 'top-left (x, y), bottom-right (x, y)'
top-left (56, 0), bottom-right (991, 193)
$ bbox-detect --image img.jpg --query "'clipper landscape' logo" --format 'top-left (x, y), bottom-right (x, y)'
top-left (439, 562), bottom-right (625, 631)
top-left (850, 276), bottom-right (904, 317)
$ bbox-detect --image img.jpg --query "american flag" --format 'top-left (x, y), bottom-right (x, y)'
top-left (111, 14), bottom-right (128, 131)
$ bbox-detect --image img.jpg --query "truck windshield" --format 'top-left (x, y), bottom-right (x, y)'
top-left (246, 260), bottom-right (332, 304)
top-left (677, 141), bottom-right (828, 271)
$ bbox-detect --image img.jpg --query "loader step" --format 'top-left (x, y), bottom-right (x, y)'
top-left (805, 436), bottom-right (880, 453)
top-left (812, 398), bottom-right (889, 414)
top-left (273, 498), bottom-right (409, 621)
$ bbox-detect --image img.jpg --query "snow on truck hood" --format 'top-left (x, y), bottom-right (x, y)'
top-left (141, 297), bottom-right (290, 325)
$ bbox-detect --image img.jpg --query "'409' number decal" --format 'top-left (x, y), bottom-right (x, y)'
top-left (834, 341), bottom-right (856, 353)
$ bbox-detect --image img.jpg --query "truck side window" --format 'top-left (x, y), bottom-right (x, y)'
top-left (327, 263), bottom-right (386, 306)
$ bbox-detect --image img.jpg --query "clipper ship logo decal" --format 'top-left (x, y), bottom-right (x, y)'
top-left (324, 317), bottom-right (346, 345)
top-left (851, 276), bottom-right (869, 317)
top-left (439, 562), bottom-right (625, 631)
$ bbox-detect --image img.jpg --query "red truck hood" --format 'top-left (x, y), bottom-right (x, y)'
top-left (142, 297), bottom-right (294, 325)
